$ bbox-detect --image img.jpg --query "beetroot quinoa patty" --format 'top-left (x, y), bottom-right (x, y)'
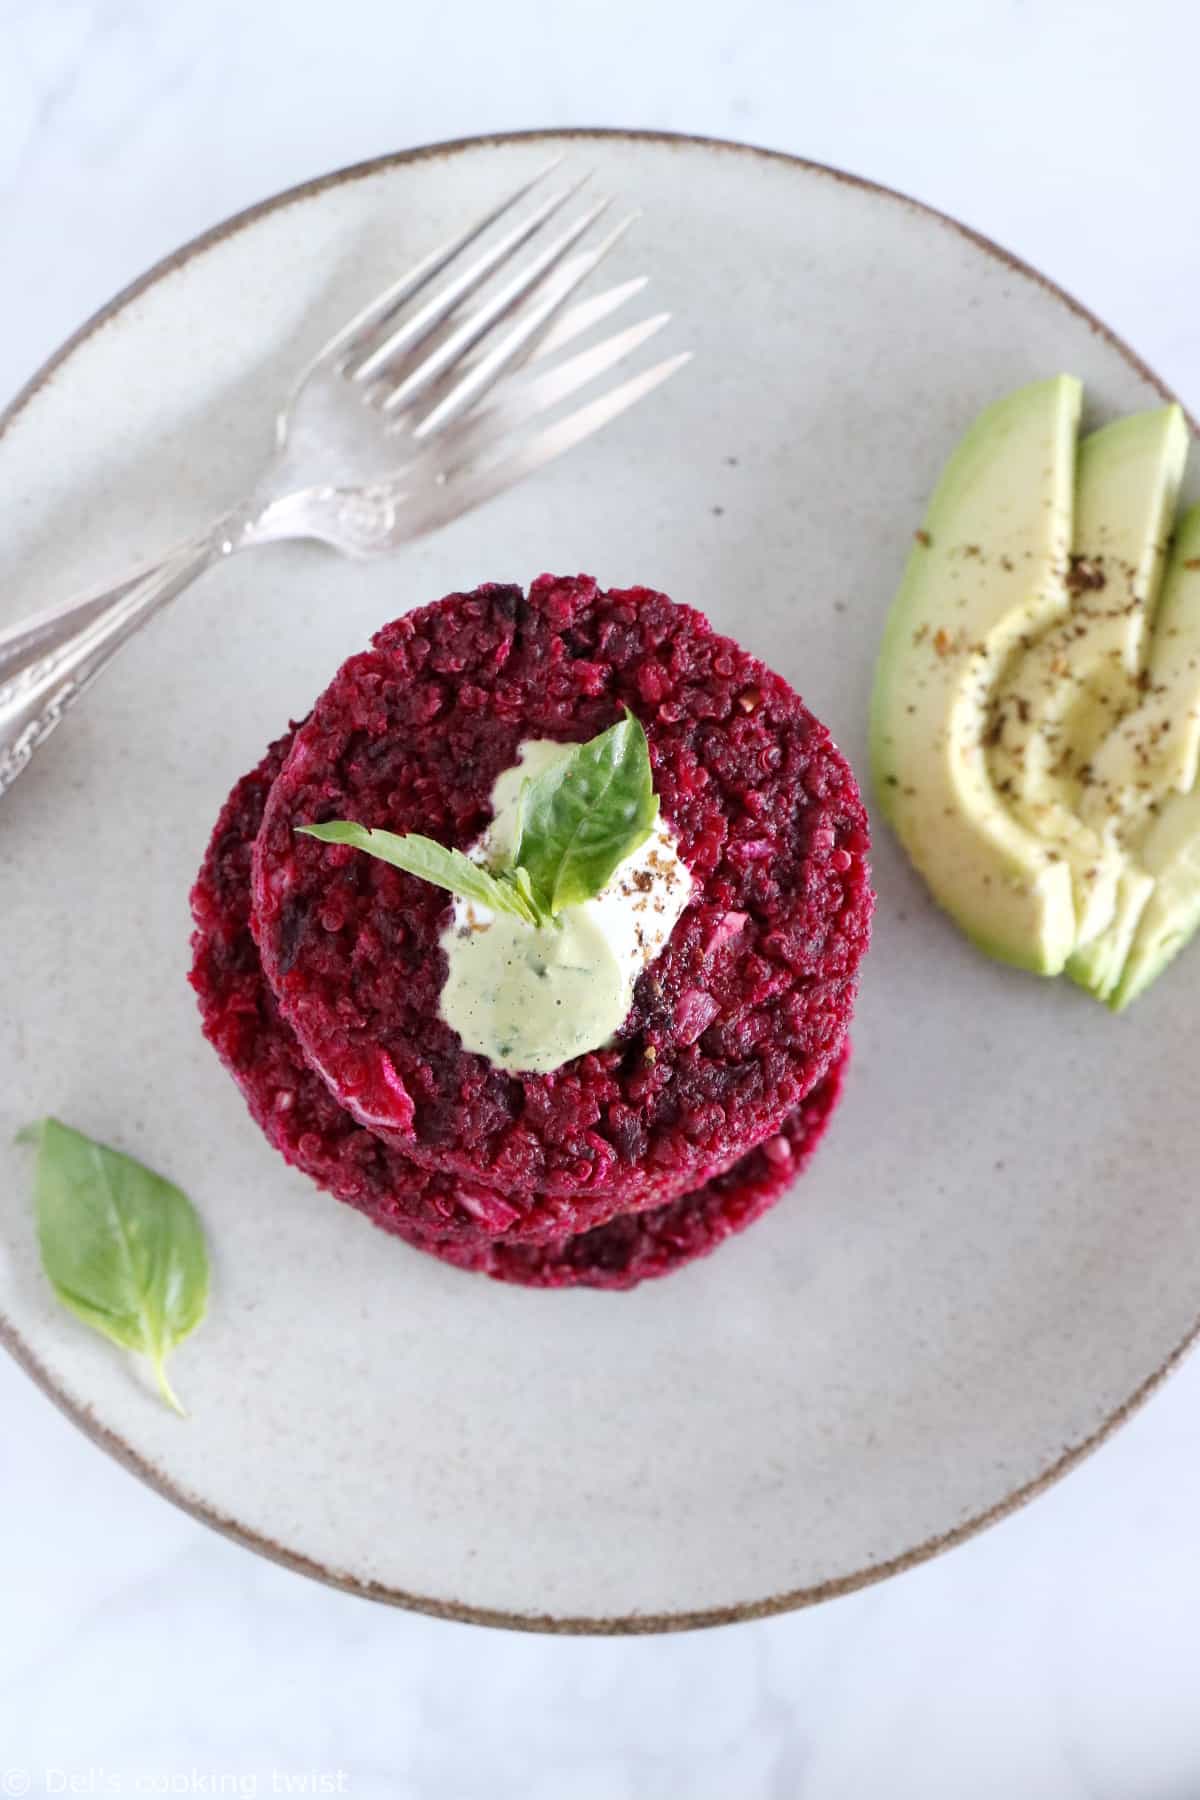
top-left (189, 738), bottom-right (848, 1287)
top-left (251, 575), bottom-right (871, 1231)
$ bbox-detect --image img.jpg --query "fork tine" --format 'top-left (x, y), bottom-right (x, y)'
top-left (350, 174), bottom-right (592, 385)
top-left (402, 352), bottom-right (692, 537)
top-left (382, 199), bottom-right (616, 418)
top-left (486, 310), bottom-right (673, 415)
top-left (419, 311), bottom-right (673, 462)
top-left (385, 271), bottom-right (650, 427)
top-left (314, 158), bottom-right (564, 371)
top-left (529, 275), bottom-right (649, 362)
top-left (411, 218), bottom-right (639, 439)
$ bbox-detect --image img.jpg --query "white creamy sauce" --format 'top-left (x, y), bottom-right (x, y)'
top-left (438, 739), bottom-right (692, 1074)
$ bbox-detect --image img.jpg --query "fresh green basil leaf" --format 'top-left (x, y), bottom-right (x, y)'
top-left (513, 710), bottom-right (660, 914)
top-left (297, 822), bottom-right (538, 925)
top-left (298, 717), bottom-right (661, 930)
top-left (21, 1118), bottom-right (209, 1416)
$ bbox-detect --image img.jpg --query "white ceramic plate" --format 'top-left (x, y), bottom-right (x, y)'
top-left (2, 131), bottom-right (1197, 1633)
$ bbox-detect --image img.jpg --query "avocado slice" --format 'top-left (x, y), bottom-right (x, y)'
top-left (988, 406), bottom-right (1187, 951)
top-left (1065, 864), bottom-right (1153, 1000)
top-left (870, 376), bottom-right (1080, 973)
top-left (1082, 498), bottom-right (1200, 834)
top-left (1110, 783), bottom-right (1200, 1008)
top-left (1079, 502), bottom-right (1200, 1007)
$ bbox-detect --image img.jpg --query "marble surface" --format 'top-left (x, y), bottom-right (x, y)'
top-left (3, 0), bottom-right (1200, 1792)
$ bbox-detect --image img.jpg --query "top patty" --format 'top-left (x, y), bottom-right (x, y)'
top-left (252, 574), bottom-right (872, 1203)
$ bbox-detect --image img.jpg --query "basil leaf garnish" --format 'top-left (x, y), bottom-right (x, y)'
top-left (20, 1119), bottom-right (209, 1416)
top-left (297, 710), bottom-right (659, 925)
top-left (514, 710), bottom-right (659, 914)
top-left (297, 823), bottom-right (539, 925)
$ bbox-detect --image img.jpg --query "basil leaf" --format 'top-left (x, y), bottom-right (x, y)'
top-left (20, 1118), bottom-right (209, 1416)
top-left (512, 863), bottom-right (552, 929)
top-left (298, 715), bottom-right (661, 928)
top-left (514, 710), bottom-right (660, 914)
top-left (297, 822), bottom-right (537, 924)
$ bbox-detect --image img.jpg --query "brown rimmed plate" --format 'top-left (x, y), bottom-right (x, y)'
top-left (2, 129), bottom-right (1197, 1633)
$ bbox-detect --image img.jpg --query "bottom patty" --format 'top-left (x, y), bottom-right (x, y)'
top-left (411, 1053), bottom-right (846, 1287)
top-left (190, 739), bottom-right (847, 1288)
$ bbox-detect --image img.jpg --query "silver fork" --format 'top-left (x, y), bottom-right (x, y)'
top-left (0, 163), bottom-right (689, 796)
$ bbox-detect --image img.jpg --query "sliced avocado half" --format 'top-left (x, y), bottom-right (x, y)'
top-left (870, 375), bottom-right (1080, 974)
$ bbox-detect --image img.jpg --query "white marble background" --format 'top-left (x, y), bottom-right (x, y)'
top-left (4, 0), bottom-right (1200, 1793)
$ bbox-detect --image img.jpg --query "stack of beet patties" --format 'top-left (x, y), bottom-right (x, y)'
top-left (189, 574), bottom-right (872, 1289)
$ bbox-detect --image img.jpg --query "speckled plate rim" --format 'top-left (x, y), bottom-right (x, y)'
top-left (2, 127), bottom-right (1197, 1636)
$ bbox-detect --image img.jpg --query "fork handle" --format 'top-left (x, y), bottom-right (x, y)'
top-left (0, 530), bottom-right (227, 797)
